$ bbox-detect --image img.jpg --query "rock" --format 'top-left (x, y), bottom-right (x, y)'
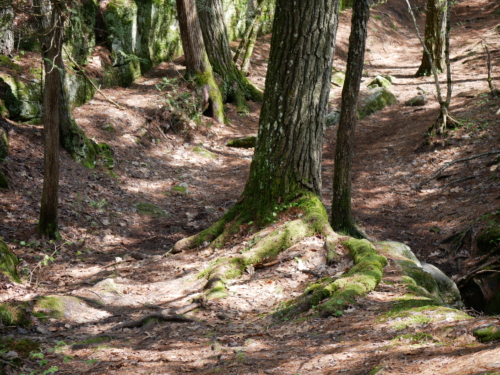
top-left (172, 182), bottom-right (190, 195)
top-left (135, 202), bottom-right (168, 217)
top-left (405, 94), bottom-right (427, 107)
top-left (0, 126), bottom-right (7, 162)
top-left (193, 146), bottom-right (216, 158)
top-left (33, 295), bottom-right (110, 323)
top-left (374, 241), bottom-right (421, 266)
top-left (358, 87), bottom-right (398, 119)
top-left (0, 238), bottom-right (20, 283)
top-left (331, 71), bottom-right (345, 87)
top-left (421, 262), bottom-right (463, 308)
top-left (326, 110), bottom-right (341, 127)
top-left (367, 75), bottom-right (392, 89)
top-left (227, 136), bottom-right (256, 148)
top-left (0, 72), bottom-right (42, 121)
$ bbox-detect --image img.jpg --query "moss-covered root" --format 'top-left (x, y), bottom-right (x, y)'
top-left (201, 257), bottom-right (246, 299)
top-left (195, 62), bottom-right (224, 124)
top-left (277, 239), bottom-right (387, 320)
top-left (473, 324), bottom-right (500, 343)
top-left (227, 136), bottom-right (256, 148)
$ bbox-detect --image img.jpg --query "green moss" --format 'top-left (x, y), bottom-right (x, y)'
top-left (0, 73), bottom-right (42, 121)
top-left (34, 296), bottom-right (65, 319)
top-left (395, 259), bottom-right (441, 301)
top-left (193, 146), bottom-right (217, 159)
top-left (172, 185), bottom-right (189, 194)
top-left (473, 325), bottom-right (500, 343)
top-left (477, 226), bottom-right (500, 255)
top-left (0, 337), bottom-right (40, 358)
top-left (0, 303), bottom-right (32, 326)
top-left (135, 202), bottom-right (166, 217)
top-left (393, 333), bottom-right (437, 344)
top-left (98, 143), bottom-right (115, 169)
top-left (331, 71), bottom-right (345, 86)
top-left (0, 239), bottom-right (20, 283)
top-left (358, 87), bottom-right (397, 119)
top-left (367, 75), bottom-right (392, 89)
top-left (227, 136), bottom-right (256, 148)
top-left (0, 55), bottom-right (22, 71)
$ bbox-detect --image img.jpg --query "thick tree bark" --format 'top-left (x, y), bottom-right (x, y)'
top-left (241, 0), bottom-right (340, 222)
top-left (197, 0), bottom-right (263, 113)
top-left (0, 5), bottom-right (14, 55)
top-left (176, 0), bottom-right (224, 123)
top-left (38, 0), bottom-right (65, 239)
top-left (416, 0), bottom-right (446, 77)
top-left (331, 0), bottom-right (370, 238)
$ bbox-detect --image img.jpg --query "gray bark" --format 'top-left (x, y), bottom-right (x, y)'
top-left (416, 0), bottom-right (446, 76)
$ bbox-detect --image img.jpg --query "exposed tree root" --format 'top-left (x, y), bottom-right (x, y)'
top-left (111, 303), bottom-right (202, 330)
top-left (274, 239), bottom-right (387, 320)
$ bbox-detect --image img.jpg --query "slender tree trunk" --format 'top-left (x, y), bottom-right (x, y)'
top-left (176, 0), bottom-right (224, 123)
top-left (416, 0), bottom-right (446, 77)
top-left (197, 0), bottom-right (263, 113)
top-left (240, 18), bottom-right (260, 75)
top-left (233, 0), bottom-right (265, 65)
top-left (331, 0), bottom-right (370, 238)
top-left (36, 0), bottom-right (100, 169)
top-left (38, 0), bottom-right (65, 239)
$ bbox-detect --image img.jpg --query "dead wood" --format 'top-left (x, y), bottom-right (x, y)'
top-left (415, 149), bottom-right (500, 189)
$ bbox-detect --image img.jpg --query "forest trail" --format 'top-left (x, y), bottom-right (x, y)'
top-left (1, 0), bottom-right (500, 373)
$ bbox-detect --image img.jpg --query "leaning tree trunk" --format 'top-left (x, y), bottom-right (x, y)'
top-left (38, 0), bottom-right (65, 239)
top-left (174, 0), bottom-right (341, 253)
top-left (0, 4), bottom-right (14, 56)
top-left (36, 0), bottom-right (100, 169)
top-left (415, 0), bottom-right (446, 77)
top-left (331, 0), bottom-right (370, 238)
top-left (176, 0), bottom-right (224, 123)
top-left (197, 0), bottom-right (263, 113)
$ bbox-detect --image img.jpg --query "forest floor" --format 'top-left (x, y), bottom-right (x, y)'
top-left (1, 0), bottom-right (500, 373)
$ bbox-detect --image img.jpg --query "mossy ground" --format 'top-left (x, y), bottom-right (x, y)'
top-left (135, 202), bottom-right (167, 217)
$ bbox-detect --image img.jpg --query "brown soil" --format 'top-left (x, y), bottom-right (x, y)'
top-left (1, 0), bottom-right (500, 373)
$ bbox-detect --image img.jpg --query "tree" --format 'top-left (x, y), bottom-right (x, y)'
top-left (172, 0), bottom-right (345, 309)
top-left (37, 0), bottom-right (65, 239)
top-left (406, 0), bottom-right (456, 134)
top-left (197, 0), bottom-right (263, 113)
top-left (331, 0), bottom-right (370, 238)
top-left (415, 0), bottom-right (446, 77)
top-left (0, 3), bottom-right (14, 56)
top-left (176, 0), bottom-right (224, 123)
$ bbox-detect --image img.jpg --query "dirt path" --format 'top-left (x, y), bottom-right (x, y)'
top-left (1, 0), bottom-right (500, 373)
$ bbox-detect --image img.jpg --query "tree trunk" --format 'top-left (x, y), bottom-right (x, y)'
top-left (239, 0), bottom-right (340, 221)
top-left (0, 5), bottom-right (14, 56)
top-left (176, 0), bottom-right (224, 123)
top-left (331, 0), bottom-right (370, 238)
top-left (38, 0), bottom-right (65, 239)
top-left (240, 18), bottom-right (260, 75)
top-left (36, 0), bottom-right (100, 169)
top-left (233, 0), bottom-right (265, 65)
top-left (416, 0), bottom-right (446, 77)
top-left (197, 0), bottom-right (263, 113)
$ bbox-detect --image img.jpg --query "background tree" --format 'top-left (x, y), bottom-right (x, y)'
top-left (197, 0), bottom-right (263, 113)
top-left (176, 0), bottom-right (224, 123)
top-left (415, 0), bottom-right (446, 77)
top-left (0, 2), bottom-right (14, 56)
top-left (407, 0), bottom-right (455, 134)
top-left (174, 0), bottom-right (341, 257)
top-left (37, 0), bottom-right (65, 239)
top-left (331, 0), bottom-right (370, 238)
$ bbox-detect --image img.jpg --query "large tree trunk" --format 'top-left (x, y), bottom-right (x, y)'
top-left (176, 0), bottom-right (224, 123)
top-left (197, 0), bottom-right (263, 113)
top-left (38, 0), bottom-right (65, 239)
top-left (0, 5), bottom-right (14, 56)
top-left (331, 0), bottom-right (370, 238)
top-left (416, 0), bottom-right (446, 77)
top-left (36, 0), bottom-right (100, 169)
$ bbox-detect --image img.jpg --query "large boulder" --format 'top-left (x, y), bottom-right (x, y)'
top-left (0, 71), bottom-right (42, 122)
top-left (367, 75), bottom-right (392, 89)
top-left (358, 87), bottom-right (398, 119)
top-left (421, 262), bottom-right (463, 307)
top-left (0, 239), bottom-right (20, 283)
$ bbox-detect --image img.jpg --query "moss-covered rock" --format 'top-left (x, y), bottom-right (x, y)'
top-left (0, 73), bottom-right (42, 121)
top-left (0, 239), bottom-right (20, 283)
top-left (0, 126), bottom-right (7, 162)
top-left (473, 324), bottom-right (500, 343)
top-left (421, 262), bottom-right (463, 308)
top-left (326, 110), bottom-right (341, 127)
top-left (193, 146), bottom-right (217, 158)
top-left (358, 87), bottom-right (398, 119)
top-left (367, 75), bottom-right (392, 89)
top-left (374, 241), bottom-right (421, 266)
top-left (227, 136), bottom-right (256, 148)
top-left (331, 71), bottom-right (345, 87)
top-left (135, 202), bottom-right (167, 217)
top-left (65, 71), bottom-right (98, 109)
top-left (34, 295), bottom-right (110, 323)
top-left (405, 94), bottom-right (427, 107)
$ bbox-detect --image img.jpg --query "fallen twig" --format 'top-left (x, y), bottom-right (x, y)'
top-left (415, 150), bottom-right (500, 189)
top-left (441, 175), bottom-right (476, 189)
top-left (111, 303), bottom-right (202, 330)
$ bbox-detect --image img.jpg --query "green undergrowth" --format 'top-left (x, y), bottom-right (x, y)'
top-left (0, 302), bottom-right (32, 327)
top-left (274, 239), bottom-right (387, 319)
top-left (473, 325), bottom-right (500, 343)
top-left (392, 332), bottom-right (438, 345)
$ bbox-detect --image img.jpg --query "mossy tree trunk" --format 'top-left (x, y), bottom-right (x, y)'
top-left (0, 4), bottom-right (14, 56)
top-left (36, 0), bottom-right (100, 169)
top-left (176, 0), bottom-right (224, 123)
top-left (415, 0), bottom-right (446, 77)
top-left (38, 0), bottom-right (65, 239)
top-left (197, 0), bottom-right (263, 113)
top-left (331, 0), bottom-right (370, 238)
top-left (174, 0), bottom-right (341, 254)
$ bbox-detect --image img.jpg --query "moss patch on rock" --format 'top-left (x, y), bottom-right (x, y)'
top-left (358, 87), bottom-right (398, 119)
top-left (367, 75), bottom-right (392, 89)
top-left (135, 202), bottom-right (167, 217)
top-left (226, 136), bottom-right (256, 148)
top-left (0, 239), bottom-right (20, 283)
top-left (473, 324), bottom-right (500, 343)
top-left (0, 73), bottom-right (42, 121)
top-left (193, 146), bottom-right (217, 159)
top-left (0, 126), bottom-right (8, 162)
